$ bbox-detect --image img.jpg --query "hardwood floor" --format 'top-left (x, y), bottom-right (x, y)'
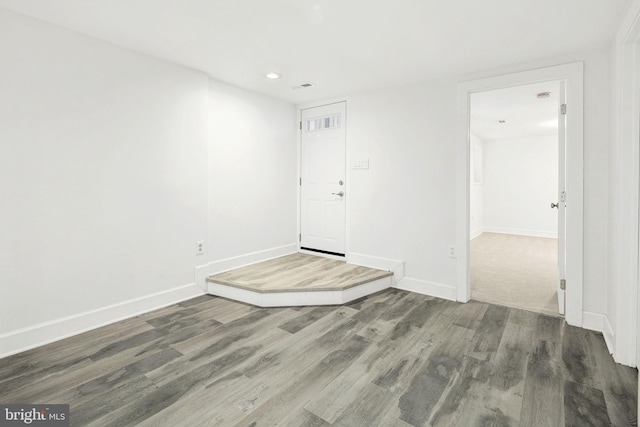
top-left (0, 290), bottom-right (636, 426)
top-left (208, 253), bottom-right (393, 292)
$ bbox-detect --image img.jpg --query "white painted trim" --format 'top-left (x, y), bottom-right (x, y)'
top-left (0, 283), bottom-right (203, 359)
top-left (195, 263), bottom-right (210, 291)
top-left (612, 0), bottom-right (640, 369)
top-left (207, 275), bottom-right (392, 307)
top-left (582, 311), bottom-right (606, 333)
top-left (396, 277), bottom-right (457, 301)
top-left (481, 226), bottom-right (558, 239)
top-left (348, 253), bottom-right (405, 285)
top-left (603, 315), bottom-right (616, 362)
top-left (297, 96), bottom-right (351, 111)
top-left (581, 313), bottom-right (621, 364)
top-left (457, 62), bottom-right (584, 327)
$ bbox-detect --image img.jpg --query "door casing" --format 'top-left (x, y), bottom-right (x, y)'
top-left (457, 63), bottom-right (584, 327)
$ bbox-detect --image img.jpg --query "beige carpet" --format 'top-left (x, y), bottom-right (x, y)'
top-left (471, 232), bottom-right (560, 317)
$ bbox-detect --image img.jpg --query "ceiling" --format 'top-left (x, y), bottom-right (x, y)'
top-left (0, 0), bottom-right (631, 104)
top-left (471, 81), bottom-right (560, 141)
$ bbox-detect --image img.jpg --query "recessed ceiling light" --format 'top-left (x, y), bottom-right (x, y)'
top-left (498, 120), bottom-right (506, 124)
top-left (265, 72), bottom-right (281, 80)
top-left (537, 92), bottom-right (551, 99)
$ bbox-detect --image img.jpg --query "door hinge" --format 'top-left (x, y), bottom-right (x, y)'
top-left (561, 104), bottom-right (567, 115)
top-left (560, 279), bottom-right (566, 290)
top-left (299, 121), bottom-right (302, 130)
top-left (299, 233), bottom-right (301, 242)
top-left (299, 177), bottom-right (302, 186)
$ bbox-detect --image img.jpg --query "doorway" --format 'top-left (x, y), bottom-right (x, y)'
top-left (299, 102), bottom-right (347, 256)
top-left (456, 62), bottom-right (584, 327)
top-left (469, 81), bottom-right (563, 316)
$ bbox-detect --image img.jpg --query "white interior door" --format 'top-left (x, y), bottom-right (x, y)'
top-left (557, 82), bottom-right (567, 315)
top-left (300, 102), bottom-right (346, 255)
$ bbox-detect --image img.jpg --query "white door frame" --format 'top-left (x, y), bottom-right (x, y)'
top-left (297, 98), bottom-right (350, 259)
top-left (614, 0), bottom-right (640, 368)
top-left (456, 63), bottom-right (584, 327)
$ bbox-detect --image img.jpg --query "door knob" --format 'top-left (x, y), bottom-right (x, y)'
top-left (551, 202), bottom-right (558, 209)
top-left (332, 191), bottom-right (344, 197)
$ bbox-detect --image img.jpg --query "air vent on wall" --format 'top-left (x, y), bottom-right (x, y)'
top-left (292, 82), bottom-right (315, 90)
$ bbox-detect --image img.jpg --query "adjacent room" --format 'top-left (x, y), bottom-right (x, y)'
top-left (1, 0), bottom-right (640, 425)
top-left (470, 82), bottom-right (562, 317)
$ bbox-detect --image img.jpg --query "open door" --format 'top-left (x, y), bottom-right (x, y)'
top-left (557, 81), bottom-right (567, 315)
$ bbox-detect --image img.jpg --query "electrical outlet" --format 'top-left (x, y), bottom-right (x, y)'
top-left (448, 245), bottom-right (456, 259)
top-left (196, 240), bottom-right (205, 256)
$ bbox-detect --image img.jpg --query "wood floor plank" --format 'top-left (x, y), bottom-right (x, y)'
top-left (452, 300), bottom-right (489, 330)
top-left (352, 289), bottom-right (419, 324)
top-left (301, 308), bottom-right (432, 424)
top-left (331, 383), bottom-right (395, 427)
top-left (208, 252), bottom-right (392, 292)
top-left (167, 311), bottom-right (365, 426)
top-left (0, 317), bottom-right (154, 383)
top-left (397, 324), bottom-right (475, 427)
top-left (234, 334), bottom-right (372, 426)
top-left (281, 409), bottom-right (332, 427)
top-left (564, 380), bottom-right (611, 427)
top-left (469, 304), bottom-right (510, 362)
top-left (519, 315), bottom-right (565, 427)
top-left (429, 356), bottom-right (517, 427)
top-left (278, 305), bottom-right (337, 334)
top-left (589, 332), bottom-right (638, 427)
top-left (430, 316), bottom-right (533, 427)
top-left (1, 289), bottom-right (636, 427)
top-left (369, 312), bottom-right (456, 394)
top-left (435, 314), bottom-right (532, 426)
top-left (562, 325), bottom-right (601, 389)
top-left (146, 309), bottom-right (294, 388)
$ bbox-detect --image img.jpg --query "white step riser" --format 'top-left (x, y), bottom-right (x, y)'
top-left (207, 275), bottom-right (393, 307)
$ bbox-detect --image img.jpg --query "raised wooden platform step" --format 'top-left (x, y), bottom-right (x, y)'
top-left (207, 252), bottom-right (394, 307)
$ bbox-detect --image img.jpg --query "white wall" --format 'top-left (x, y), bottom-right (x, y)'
top-left (0, 9), bottom-right (297, 357)
top-left (0, 8), bottom-right (209, 344)
top-left (348, 81), bottom-right (458, 298)
top-left (346, 44), bottom-right (611, 313)
top-left (470, 133), bottom-right (484, 239)
top-left (482, 135), bottom-right (558, 238)
top-left (207, 80), bottom-right (297, 261)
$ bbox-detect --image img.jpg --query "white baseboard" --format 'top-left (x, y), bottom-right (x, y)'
top-left (395, 277), bottom-right (457, 301)
top-left (0, 283), bottom-right (204, 359)
top-left (348, 253), bottom-right (405, 285)
top-left (583, 311), bottom-right (617, 361)
top-left (195, 244), bottom-right (298, 289)
top-left (582, 311), bottom-right (605, 332)
top-left (482, 226), bottom-right (558, 239)
top-left (602, 315), bottom-right (616, 360)
top-left (470, 228), bottom-right (484, 240)
top-left (195, 263), bottom-right (211, 291)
